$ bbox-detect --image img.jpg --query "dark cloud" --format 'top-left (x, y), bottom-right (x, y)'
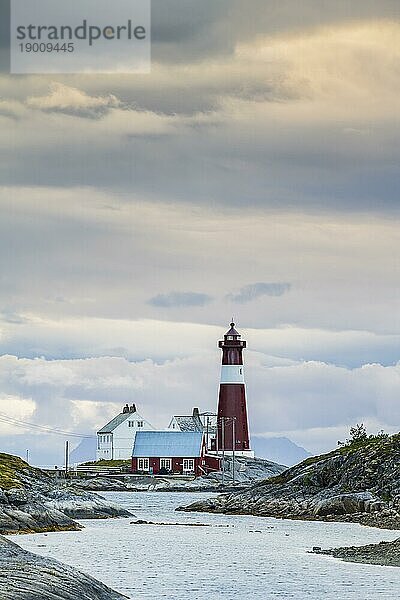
top-left (228, 282), bottom-right (291, 303)
top-left (1, 86), bottom-right (399, 212)
top-left (151, 0), bottom-right (400, 63)
top-left (148, 291), bottom-right (213, 308)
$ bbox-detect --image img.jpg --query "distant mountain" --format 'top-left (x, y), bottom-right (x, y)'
top-left (70, 437), bottom-right (97, 464)
top-left (251, 436), bottom-right (311, 467)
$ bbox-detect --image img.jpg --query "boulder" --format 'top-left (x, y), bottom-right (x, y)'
top-left (0, 535), bottom-right (127, 599)
top-left (313, 492), bottom-right (377, 516)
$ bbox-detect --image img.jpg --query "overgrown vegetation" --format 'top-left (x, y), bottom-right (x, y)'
top-left (0, 453), bottom-right (27, 490)
top-left (338, 424), bottom-right (391, 451)
top-left (0, 453), bottom-right (47, 490)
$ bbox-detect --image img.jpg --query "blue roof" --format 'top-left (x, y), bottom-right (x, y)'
top-left (132, 431), bottom-right (203, 458)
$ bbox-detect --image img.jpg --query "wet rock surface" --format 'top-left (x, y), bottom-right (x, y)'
top-left (315, 538), bottom-right (400, 567)
top-left (0, 453), bottom-right (132, 534)
top-left (179, 434), bottom-right (400, 531)
top-left (0, 535), bottom-right (127, 599)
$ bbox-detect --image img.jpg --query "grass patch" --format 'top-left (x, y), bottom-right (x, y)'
top-left (82, 459), bottom-right (131, 467)
top-left (0, 453), bottom-right (28, 490)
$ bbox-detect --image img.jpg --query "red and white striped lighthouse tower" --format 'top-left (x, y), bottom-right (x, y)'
top-left (217, 321), bottom-right (253, 456)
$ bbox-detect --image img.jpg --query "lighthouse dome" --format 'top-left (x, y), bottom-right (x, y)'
top-left (225, 321), bottom-right (240, 338)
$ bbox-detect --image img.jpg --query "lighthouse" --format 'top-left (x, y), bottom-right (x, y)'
top-left (217, 321), bottom-right (254, 457)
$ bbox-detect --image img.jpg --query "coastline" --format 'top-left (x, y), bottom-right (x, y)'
top-left (0, 535), bottom-right (128, 600)
top-left (314, 538), bottom-right (400, 568)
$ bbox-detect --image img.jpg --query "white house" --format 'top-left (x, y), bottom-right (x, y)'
top-left (96, 404), bottom-right (154, 461)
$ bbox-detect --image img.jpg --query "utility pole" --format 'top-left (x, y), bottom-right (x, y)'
top-left (232, 417), bottom-right (236, 485)
top-left (26, 449), bottom-right (29, 464)
top-left (206, 416), bottom-right (209, 451)
top-left (65, 440), bottom-right (69, 478)
top-left (221, 417), bottom-right (225, 486)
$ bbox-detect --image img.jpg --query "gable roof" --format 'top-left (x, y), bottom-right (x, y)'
top-left (97, 409), bottom-right (151, 434)
top-left (132, 431), bottom-right (204, 458)
top-left (97, 413), bottom-right (129, 434)
top-left (169, 414), bottom-right (217, 435)
top-left (171, 415), bottom-right (203, 432)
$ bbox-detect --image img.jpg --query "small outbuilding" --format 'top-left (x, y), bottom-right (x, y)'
top-left (168, 407), bottom-right (217, 451)
top-left (132, 430), bottom-right (213, 477)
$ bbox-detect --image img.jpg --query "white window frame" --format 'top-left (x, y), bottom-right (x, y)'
top-left (183, 459), bottom-right (195, 472)
top-left (160, 458), bottom-right (172, 470)
top-left (137, 458), bottom-right (149, 471)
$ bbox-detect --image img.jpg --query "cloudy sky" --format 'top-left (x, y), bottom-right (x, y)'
top-left (0, 1), bottom-right (399, 464)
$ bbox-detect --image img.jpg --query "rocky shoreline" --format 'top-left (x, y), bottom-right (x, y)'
top-left (179, 434), bottom-right (400, 532)
top-left (0, 453), bottom-right (132, 535)
top-left (73, 456), bottom-right (286, 493)
top-left (314, 538), bottom-right (400, 568)
top-left (0, 453), bottom-right (133, 598)
top-left (0, 535), bottom-right (127, 599)
top-left (179, 434), bottom-right (400, 569)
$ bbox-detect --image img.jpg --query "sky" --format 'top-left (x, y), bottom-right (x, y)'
top-left (0, 1), bottom-right (399, 465)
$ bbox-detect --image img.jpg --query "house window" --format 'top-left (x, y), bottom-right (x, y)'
top-left (183, 459), bottom-right (195, 472)
top-left (138, 458), bottom-right (149, 471)
top-left (137, 421), bottom-right (144, 428)
top-left (160, 458), bottom-right (172, 470)
top-left (128, 421), bottom-right (134, 427)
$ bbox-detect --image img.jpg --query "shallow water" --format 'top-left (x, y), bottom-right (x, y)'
top-left (9, 492), bottom-right (400, 599)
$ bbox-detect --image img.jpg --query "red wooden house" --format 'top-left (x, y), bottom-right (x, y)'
top-left (131, 431), bottom-right (220, 477)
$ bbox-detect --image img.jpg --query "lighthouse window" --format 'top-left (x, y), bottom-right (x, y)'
top-left (239, 368), bottom-right (242, 374)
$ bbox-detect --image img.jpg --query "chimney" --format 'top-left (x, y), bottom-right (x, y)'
top-left (130, 404), bottom-right (137, 413)
top-left (122, 404), bottom-right (129, 414)
top-left (192, 407), bottom-right (200, 417)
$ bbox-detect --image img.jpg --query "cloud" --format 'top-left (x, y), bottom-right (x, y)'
top-left (0, 395), bottom-right (36, 435)
top-left (0, 352), bottom-right (399, 463)
top-left (26, 83), bottom-right (122, 119)
top-left (148, 291), bottom-right (213, 308)
top-left (227, 282), bottom-right (291, 303)
top-left (150, 0), bottom-right (400, 64)
top-left (1, 22), bottom-right (400, 211)
top-left (0, 187), bottom-right (398, 337)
